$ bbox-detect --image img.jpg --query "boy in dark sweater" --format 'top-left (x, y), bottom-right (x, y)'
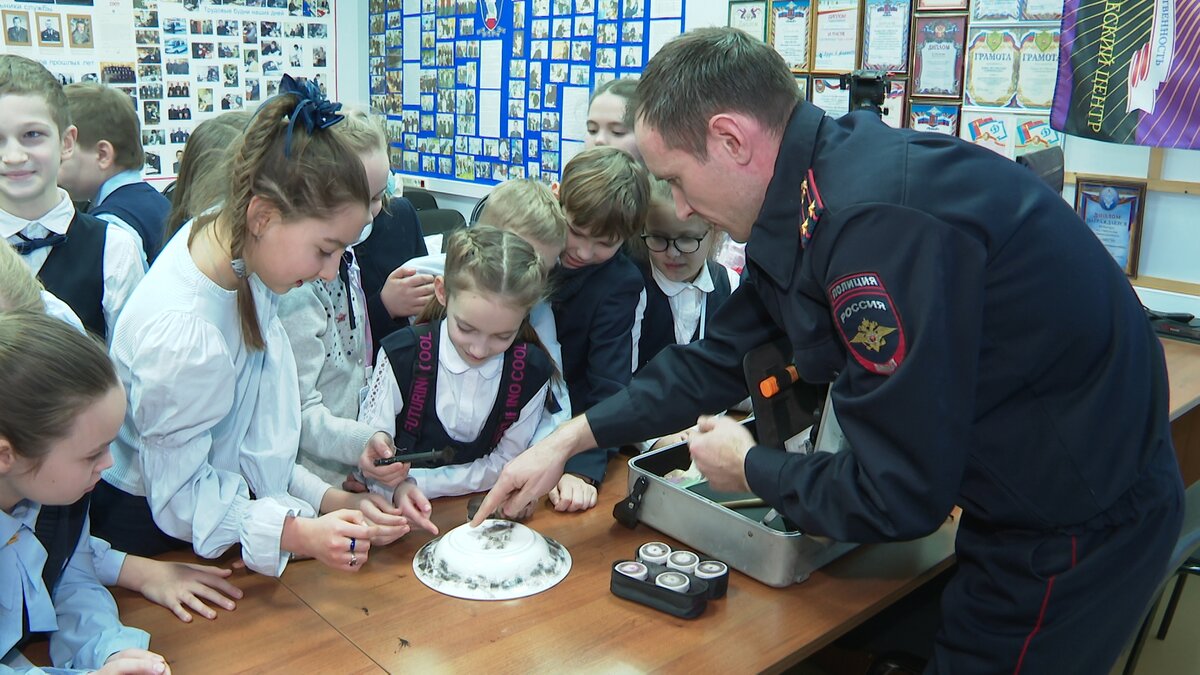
top-left (550, 146), bottom-right (649, 511)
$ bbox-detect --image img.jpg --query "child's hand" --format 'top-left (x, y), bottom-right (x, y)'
top-left (97, 648), bottom-right (170, 674)
top-left (356, 494), bottom-right (411, 545)
top-left (283, 510), bottom-right (372, 572)
top-left (394, 481), bottom-right (438, 535)
top-left (124, 557), bottom-right (243, 622)
top-left (358, 432), bottom-right (410, 486)
top-left (381, 267), bottom-right (436, 319)
top-left (548, 473), bottom-right (598, 512)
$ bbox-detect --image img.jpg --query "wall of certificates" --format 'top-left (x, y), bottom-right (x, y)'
top-left (369, 0), bottom-right (691, 189)
top-left (729, 0), bottom-right (1065, 159)
top-left (0, 0), bottom-right (337, 183)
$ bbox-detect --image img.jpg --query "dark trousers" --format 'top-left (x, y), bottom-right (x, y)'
top-left (929, 451), bottom-right (1184, 674)
top-left (90, 479), bottom-right (191, 557)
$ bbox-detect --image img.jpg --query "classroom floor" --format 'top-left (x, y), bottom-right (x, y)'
top-left (786, 576), bottom-right (1200, 675)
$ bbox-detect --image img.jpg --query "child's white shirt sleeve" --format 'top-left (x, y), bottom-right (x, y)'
top-left (359, 349), bottom-right (403, 438)
top-left (118, 312), bottom-right (315, 578)
top-left (278, 281), bottom-right (378, 469)
top-left (99, 224), bottom-right (146, 340)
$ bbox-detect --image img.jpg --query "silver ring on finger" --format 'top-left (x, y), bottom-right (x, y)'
top-left (349, 552), bottom-right (358, 567)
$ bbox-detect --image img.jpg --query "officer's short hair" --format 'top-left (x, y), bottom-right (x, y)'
top-left (634, 27), bottom-right (800, 159)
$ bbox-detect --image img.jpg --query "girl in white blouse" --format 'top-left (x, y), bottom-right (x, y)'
top-left (90, 81), bottom-right (408, 578)
top-left (0, 313), bottom-right (168, 675)
top-left (359, 227), bottom-right (553, 534)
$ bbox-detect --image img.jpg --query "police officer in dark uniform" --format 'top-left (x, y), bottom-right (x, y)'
top-left (474, 27), bottom-right (1183, 674)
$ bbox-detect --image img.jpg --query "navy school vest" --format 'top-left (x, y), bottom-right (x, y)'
top-left (91, 182), bottom-right (170, 263)
top-left (380, 322), bottom-right (551, 467)
top-left (636, 259), bottom-right (733, 372)
top-left (37, 211), bottom-right (108, 339)
top-left (20, 496), bottom-right (90, 646)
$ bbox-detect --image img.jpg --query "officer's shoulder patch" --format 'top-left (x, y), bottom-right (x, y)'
top-left (827, 272), bottom-right (906, 375)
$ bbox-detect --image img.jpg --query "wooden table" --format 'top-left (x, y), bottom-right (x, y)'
top-left (112, 562), bottom-right (383, 674)
top-left (277, 459), bottom-right (956, 674)
top-left (1163, 338), bottom-right (1200, 484)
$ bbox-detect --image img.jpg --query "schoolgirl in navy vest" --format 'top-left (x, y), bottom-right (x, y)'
top-left (0, 313), bottom-right (168, 674)
top-left (359, 227), bottom-right (552, 532)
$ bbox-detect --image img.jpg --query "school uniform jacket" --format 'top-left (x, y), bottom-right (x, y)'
top-left (551, 250), bottom-right (644, 484)
top-left (587, 102), bottom-right (1181, 543)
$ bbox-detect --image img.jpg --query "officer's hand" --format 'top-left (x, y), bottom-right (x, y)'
top-left (688, 415), bottom-right (754, 493)
top-left (470, 416), bottom-right (595, 526)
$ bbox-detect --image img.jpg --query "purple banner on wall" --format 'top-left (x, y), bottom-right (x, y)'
top-left (1051, 0), bottom-right (1200, 149)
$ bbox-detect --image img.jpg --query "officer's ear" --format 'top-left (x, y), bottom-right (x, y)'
top-left (708, 113), bottom-right (754, 167)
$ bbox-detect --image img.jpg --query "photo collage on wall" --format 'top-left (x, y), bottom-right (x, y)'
top-left (736, 0), bottom-right (1064, 158)
top-left (0, 0), bottom-right (335, 181)
top-left (370, 0), bottom-right (689, 187)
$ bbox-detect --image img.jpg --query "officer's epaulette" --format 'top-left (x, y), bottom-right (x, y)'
top-left (798, 168), bottom-right (825, 249)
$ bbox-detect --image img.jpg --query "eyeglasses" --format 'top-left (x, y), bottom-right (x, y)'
top-left (641, 232), bottom-right (708, 254)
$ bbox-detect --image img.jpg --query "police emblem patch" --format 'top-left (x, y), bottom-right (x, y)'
top-left (828, 272), bottom-right (906, 375)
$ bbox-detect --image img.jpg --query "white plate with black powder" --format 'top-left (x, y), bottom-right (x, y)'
top-left (413, 519), bottom-right (572, 600)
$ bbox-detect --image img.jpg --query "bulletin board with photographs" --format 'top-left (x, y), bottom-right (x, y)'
top-left (0, 0), bottom-right (337, 183)
top-left (372, 0), bottom-right (692, 191)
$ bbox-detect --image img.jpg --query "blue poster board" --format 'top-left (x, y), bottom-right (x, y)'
top-left (369, 0), bottom-right (688, 191)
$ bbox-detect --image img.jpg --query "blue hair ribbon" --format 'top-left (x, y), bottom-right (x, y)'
top-left (278, 73), bottom-right (344, 157)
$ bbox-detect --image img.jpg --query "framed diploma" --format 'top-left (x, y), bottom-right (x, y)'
top-left (970, 0), bottom-right (1020, 22)
top-left (796, 74), bottom-right (811, 100)
top-left (811, 76), bottom-right (850, 117)
top-left (881, 79), bottom-right (908, 128)
top-left (728, 0), bottom-right (770, 41)
top-left (1020, 0), bottom-right (1063, 21)
top-left (1073, 178), bottom-right (1146, 277)
top-left (862, 0), bottom-right (911, 72)
top-left (772, 0), bottom-right (813, 71)
top-left (813, 0), bottom-right (860, 72)
top-left (915, 0), bottom-right (967, 10)
top-left (1015, 29), bottom-right (1060, 110)
top-left (909, 100), bottom-right (959, 134)
top-left (964, 28), bottom-right (1018, 108)
top-left (911, 14), bottom-right (966, 98)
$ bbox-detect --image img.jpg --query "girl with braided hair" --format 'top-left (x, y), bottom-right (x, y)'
top-left (357, 226), bottom-right (554, 533)
top-left (90, 78), bottom-right (410, 578)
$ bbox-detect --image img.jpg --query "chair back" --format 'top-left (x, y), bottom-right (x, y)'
top-left (404, 187), bottom-right (439, 211)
